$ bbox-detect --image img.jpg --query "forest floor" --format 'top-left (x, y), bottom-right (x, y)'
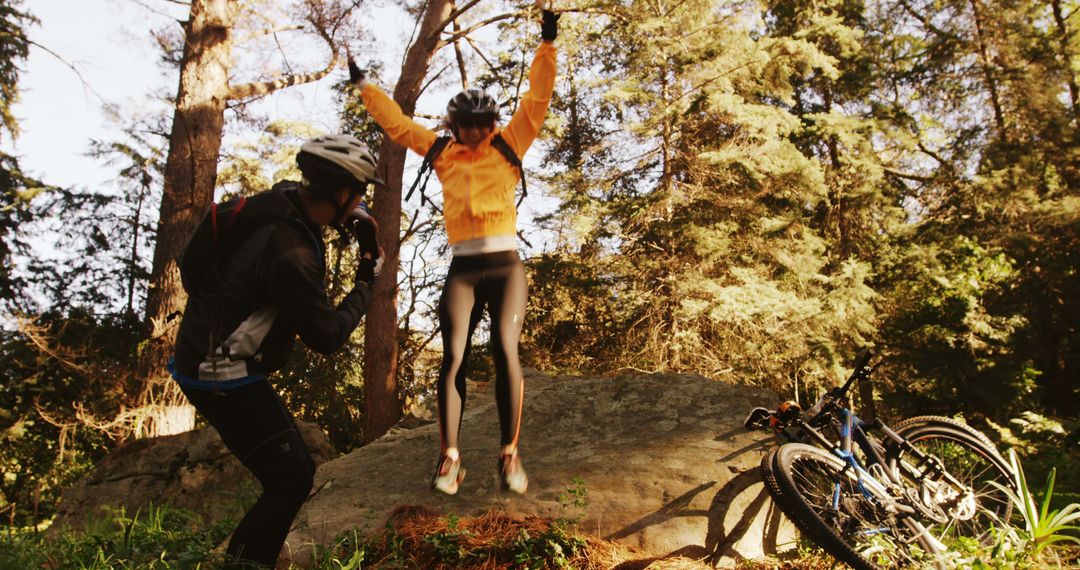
top-left (311, 508), bottom-right (831, 570)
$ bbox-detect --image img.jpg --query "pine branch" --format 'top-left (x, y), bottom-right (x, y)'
top-left (227, 59), bottom-right (339, 100)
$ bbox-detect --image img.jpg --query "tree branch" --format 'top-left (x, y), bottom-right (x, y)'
top-left (236, 24), bottom-right (305, 44)
top-left (27, 40), bottom-right (109, 106)
top-left (227, 56), bottom-right (339, 100)
top-left (883, 166), bottom-right (935, 182)
top-left (227, 2), bottom-right (347, 102)
top-left (125, 0), bottom-right (187, 20)
top-left (440, 12), bottom-right (520, 46)
top-left (451, 15), bottom-right (469, 89)
top-left (445, 0), bottom-right (484, 26)
top-left (419, 63), bottom-right (454, 100)
top-left (896, 0), bottom-right (959, 39)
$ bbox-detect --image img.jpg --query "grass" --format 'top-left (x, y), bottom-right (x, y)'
top-left (0, 504), bottom-right (234, 569)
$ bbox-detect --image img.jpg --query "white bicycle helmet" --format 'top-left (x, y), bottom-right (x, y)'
top-left (297, 134), bottom-right (384, 191)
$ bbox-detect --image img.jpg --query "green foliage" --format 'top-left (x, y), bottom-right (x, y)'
top-left (0, 1), bottom-right (34, 143)
top-left (422, 513), bottom-right (477, 564)
top-left (0, 152), bottom-right (41, 310)
top-left (557, 476), bottom-right (589, 525)
top-left (217, 120), bottom-right (323, 198)
top-left (509, 524), bottom-right (587, 570)
top-left (0, 504), bottom-right (234, 570)
top-left (876, 235), bottom-right (1035, 418)
top-left (0, 4), bottom-right (37, 310)
top-left (0, 310), bottom-right (141, 527)
top-left (988, 413), bottom-right (1080, 508)
top-left (525, 0), bottom-right (881, 399)
top-left (987, 450), bottom-right (1080, 561)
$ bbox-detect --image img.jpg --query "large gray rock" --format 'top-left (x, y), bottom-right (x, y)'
top-left (52, 420), bottom-right (334, 531)
top-left (284, 371), bottom-right (796, 567)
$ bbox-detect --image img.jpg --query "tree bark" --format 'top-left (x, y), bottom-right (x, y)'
top-left (363, 0), bottom-right (454, 443)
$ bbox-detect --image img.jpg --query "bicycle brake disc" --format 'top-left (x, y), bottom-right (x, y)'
top-left (903, 486), bottom-right (949, 524)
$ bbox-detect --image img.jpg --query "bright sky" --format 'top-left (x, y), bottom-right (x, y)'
top-left (6, 0), bottom-right (170, 188)
top-left (7, 0), bottom-right (415, 190)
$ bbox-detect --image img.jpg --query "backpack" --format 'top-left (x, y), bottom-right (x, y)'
top-left (404, 133), bottom-right (528, 213)
top-left (178, 186), bottom-right (304, 299)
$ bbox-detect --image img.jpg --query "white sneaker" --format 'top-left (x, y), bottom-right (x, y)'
top-left (499, 449), bottom-right (528, 494)
top-left (432, 454), bottom-right (466, 495)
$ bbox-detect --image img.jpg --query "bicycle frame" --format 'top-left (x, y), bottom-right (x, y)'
top-left (764, 359), bottom-right (954, 559)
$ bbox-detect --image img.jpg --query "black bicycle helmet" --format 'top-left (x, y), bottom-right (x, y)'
top-left (446, 89), bottom-right (499, 126)
top-left (296, 134), bottom-right (383, 194)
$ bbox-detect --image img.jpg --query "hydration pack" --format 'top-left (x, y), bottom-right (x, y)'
top-left (178, 185), bottom-right (303, 299)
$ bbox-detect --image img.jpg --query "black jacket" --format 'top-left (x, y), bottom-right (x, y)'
top-left (170, 181), bottom-right (370, 389)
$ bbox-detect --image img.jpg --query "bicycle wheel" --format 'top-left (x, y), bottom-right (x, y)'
top-left (889, 416), bottom-right (1016, 548)
top-left (765, 443), bottom-right (907, 570)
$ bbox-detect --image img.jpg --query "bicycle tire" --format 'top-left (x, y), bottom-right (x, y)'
top-left (893, 415), bottom-right (1002, 456)
top-left (760, 447), bottom-right (785, 498)
top-left (889, 416), bottom-right (1016, 547)
top-left (766, 443), bottom-right (906, 570)
top-left (759, 447), bottom-right (811, 529)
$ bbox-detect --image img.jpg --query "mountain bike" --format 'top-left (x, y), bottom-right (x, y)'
top-left (744, 352), bottom-right (1017, 569)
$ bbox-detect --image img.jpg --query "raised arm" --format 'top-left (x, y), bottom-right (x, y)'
top-left (351, 62), bottom-right (438, 156)
top-left (500, 20), bottom-right (559, 157)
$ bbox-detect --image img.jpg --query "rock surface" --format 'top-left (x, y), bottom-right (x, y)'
top-left (51, 371), bottom-right (796, 567)
top-left (52, 420), bottom-right (334, 531)
top-left (284, 370), bottom-right (796, 566)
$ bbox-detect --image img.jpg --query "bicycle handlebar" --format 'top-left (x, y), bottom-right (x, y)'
top-left (832, 349), bottom-right (874, 399)
top-left (744, 349), bottom-right (879, 433)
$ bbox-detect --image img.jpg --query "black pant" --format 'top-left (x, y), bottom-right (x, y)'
top-left (181, 380), bottom-right (315, 569)
top-left (437, 251), bottom-right (528, 452)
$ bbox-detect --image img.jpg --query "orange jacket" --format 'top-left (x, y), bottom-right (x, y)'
top-left (361, 41), bottom-right (557, 245)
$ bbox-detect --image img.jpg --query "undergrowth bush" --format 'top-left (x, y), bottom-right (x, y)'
top-left (0, 504), bottom-right (234, 570)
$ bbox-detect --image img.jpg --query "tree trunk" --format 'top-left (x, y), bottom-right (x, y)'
top-left (137, 0), bottom-right (238, 436)
top-left (363, 0), bottom-right (454, 443)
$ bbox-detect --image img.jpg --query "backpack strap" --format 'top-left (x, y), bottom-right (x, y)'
top-left (491, 134), bottom-right (528, 208)
top-left (211, 196), bottom-right (247, 245)
top-left (405, 135), bottom-right (452, 214)
top-left (403, 134), bottom-right (528, 213)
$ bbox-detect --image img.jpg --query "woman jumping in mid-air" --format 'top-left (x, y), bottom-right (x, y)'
top-left (350, 2), bottom-right (559, 495)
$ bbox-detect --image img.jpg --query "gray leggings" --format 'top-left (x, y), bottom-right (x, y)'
top-left (437, 250), bottom-right (527, 452)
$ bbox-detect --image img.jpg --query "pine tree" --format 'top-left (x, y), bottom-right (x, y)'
top-left (526, 0), bottom-right (879, 398)
top-left (0, 1), bottom-right (36, 311)
top-left (867, 0), bottom-right (1080, 417)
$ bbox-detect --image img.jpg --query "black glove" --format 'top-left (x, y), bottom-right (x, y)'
top-left (347, 205), bottom-right (380, 260)
top-left (348, 58), bottom-right (365, 84)
top-left (355, 257), bottom-right (377, 285)
top-left (541, 10), bottom-right (559, 42)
